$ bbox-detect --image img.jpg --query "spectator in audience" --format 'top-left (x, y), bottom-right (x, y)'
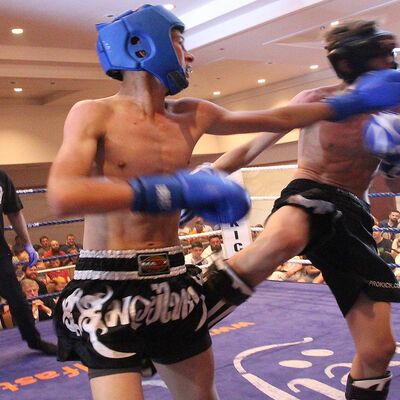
top-left (46, 258), bottom-right (71, 283)
top-left (43, 239), bottom-right (66, 266)
top-left (20, 279), bottom-right (55, 322)
top-left (184, 242), bottom-right (206, 266)
top-left (47, 277), bottom-right (68, 304)
top-left (60, 233), bottom-right (82, 253)
top-left (391, 227), bottom-right (400, 259)
top-left (373, 225), bottom-right (393, 255)
top-left (201, 234), bottom-right (226, 261)
top-left (0, 296), bottom-right (12, 329)
top-left (188, 217), bottom-right (213, 242)
top-left (65, 246), bottom-right (80, 265)
top-left (268, 257), bottom-right (307, 282)
top-left (304, 264), bottom-right (323, 282)
top-left (22, 265), bottom-right (48, 295)
top-left (251, 224), bottom-right (264, 241)
top-left (38, 235), bottom-right (51, 257)
top-left (12, 235), bottom-right (25, 255)
top-left (379, 210), bottom-right (400, 241)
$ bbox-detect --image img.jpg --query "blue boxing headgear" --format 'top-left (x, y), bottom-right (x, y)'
top-left (96, 4), bottom-right (188, 95)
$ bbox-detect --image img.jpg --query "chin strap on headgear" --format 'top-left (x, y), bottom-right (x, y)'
top-left (326, 28), bottom-right (397, 84)
top-left (96, 4), bottom-right (188, 95)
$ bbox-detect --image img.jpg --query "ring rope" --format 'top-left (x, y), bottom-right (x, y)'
top-left (13, 253), bottom-right (78, 267)
top-left (5, 217), bottom-right (84, 231)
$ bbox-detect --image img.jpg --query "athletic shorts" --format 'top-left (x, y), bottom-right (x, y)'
top-left (54, 246), bottom-right (211, 370)
top-left (271, 179), bottom-right (400, 316)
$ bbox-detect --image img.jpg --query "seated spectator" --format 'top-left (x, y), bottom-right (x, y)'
top-left (373, 225), bottom-right (392, 254)
top-left (47, 277), bottom-right (68, 303)
top-left (20, 279), bottom-right (55, 322)
top-left (379, 210), bottom-right (400, 241)
top-left (201, 235), bottom-right (226, 261)
top-left (37, 235), bottom-right (51, 257)
top-left (271, 257), bottom-right (307, 282)
top-left (12, 235), bottom-right (24, 255)
top-left (303, 265), bottom-right (323, 283)
top-left (43, 239), bottom-right (66, 266)
top-left (46, 258), bottom-right (71, 283)
top-left (251, 224), bottom-right (264, 241)
top-left (21, 265), bottom-right (48, 295)
top-left (391, 229), bottom-right (400, 259)
top-left (0, 296), bottom-right (13, 329)
top-left (188, 218), bottom-right (213, 242)
top-left (184, 242), bottom-right (207, 266)
top-left (65, 246), bottom-right (80, 266)
top-left (60, 233), bottom-right (83, 253)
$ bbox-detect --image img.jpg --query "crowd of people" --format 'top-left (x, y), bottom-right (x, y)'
top-left (0, 233), bottom-right (81, 330)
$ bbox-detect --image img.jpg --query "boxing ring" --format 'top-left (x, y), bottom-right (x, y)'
top-left (1, 164), bottom-right (400, 400)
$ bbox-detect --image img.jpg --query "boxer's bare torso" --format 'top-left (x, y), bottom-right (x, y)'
top-left (293, 85), bottom-right (380, 201)
top-left (67, 95), bottom-right (205, 250)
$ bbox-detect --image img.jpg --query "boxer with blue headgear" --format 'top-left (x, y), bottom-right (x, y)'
top-left (96, 4), bottom-right (188, 95)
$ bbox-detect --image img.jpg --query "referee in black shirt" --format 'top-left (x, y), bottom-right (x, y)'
top-left (0, 169), bottom-right (56, 354)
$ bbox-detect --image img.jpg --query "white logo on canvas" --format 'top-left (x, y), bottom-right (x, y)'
top-left (233, 337), bottom-right (400, 399)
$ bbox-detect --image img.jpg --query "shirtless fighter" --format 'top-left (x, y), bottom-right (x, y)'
top-left (47, 7), bottom-right (400, 400)
top-left (203, 20), bottom-right (400, 400)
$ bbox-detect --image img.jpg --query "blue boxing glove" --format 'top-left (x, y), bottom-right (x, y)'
top-left (179, 163), bottom-right (221, 227)
top-left (128, 170), bottom-right (251, 224)
top-left (24, 243), bottom-right (38, 267)
top-left (363, 112), bottom-right (400, 178)
top-left (325, 69), bottom-right (400, 121)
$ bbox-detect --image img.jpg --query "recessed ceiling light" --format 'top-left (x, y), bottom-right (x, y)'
top-left (11, 28), bottom-right (23, 35)
top-left (330, 21), bottom-right (339, 26)
top-left (309, 65), bottom-right (319, 70)
top-left (213, 91), bottom-right (221, 96)
top-left (163, 4), bottom-right (176, 10)
top-left (257, 79), bottom-right (266, 84)
top-left (14, 88), bottom-right (23, 92)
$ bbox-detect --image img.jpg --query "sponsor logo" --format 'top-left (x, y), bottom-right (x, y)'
top-left (138, 253), bottom-right (170, 275)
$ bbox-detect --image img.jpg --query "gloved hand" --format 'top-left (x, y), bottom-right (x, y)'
top-left (24, 243), bottom-right (38, 267)
top-left (362, 112), bottom-right (400, 178)
top-left (325, 69), bottom-right (400, 121)
top-left (128, 169), bottom-right (251, 224)
top-left (179, 163), bottom-right (222, 227)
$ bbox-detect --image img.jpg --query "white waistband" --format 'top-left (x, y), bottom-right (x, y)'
top-left (74, 265), bottom-right (187, 280)
top-left (79, 246), bottom-right (183, 259)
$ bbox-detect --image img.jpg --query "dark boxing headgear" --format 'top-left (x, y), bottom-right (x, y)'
top-left (96, 4), bottom-right (188, 95)
top-left (326, 26), bottom-right (397, 84)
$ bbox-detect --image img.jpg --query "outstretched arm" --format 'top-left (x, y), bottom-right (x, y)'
top-left (213, 131), bottom-right (288, 173)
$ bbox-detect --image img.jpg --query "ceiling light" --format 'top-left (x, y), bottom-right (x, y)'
top-left (330, 21), bottom-right (339, 26)
top-left (257, 79), bottom-right (266, 84)
top-left (14, 88), bottom-right (23, 92)
top-left (163, 4), bottom-right (175, 10)
top-left (11, 28), bottom-right (23, 35)
top-left (309, 65), bottom-right (319, 70)
top-left (213, 91), bottom-right (221, 96)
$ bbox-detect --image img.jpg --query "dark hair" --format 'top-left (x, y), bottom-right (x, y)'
top-left (39, 235), bottom-right (49, 242)
top-left (191, 241), bottom-right (203, 249)
top-left (324, 20), bottom-right (378, 51)
top-left (209, 234), bottom-right (221, 241)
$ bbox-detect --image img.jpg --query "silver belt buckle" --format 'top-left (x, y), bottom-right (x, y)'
top-left (138, 252), bottom-right (170, 276)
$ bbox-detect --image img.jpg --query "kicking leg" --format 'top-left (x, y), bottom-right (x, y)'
top-left (204, 206), bottom-right (311, 326)
top-left (345, 293), bottom-right (395, 399)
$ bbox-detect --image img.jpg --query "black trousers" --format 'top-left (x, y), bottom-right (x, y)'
top-left (0, 255), bottom-right (41, 346)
